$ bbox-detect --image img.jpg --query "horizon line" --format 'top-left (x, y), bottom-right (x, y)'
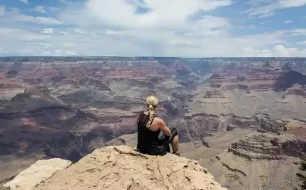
top-left (1, 56), bottom-right (306, 59)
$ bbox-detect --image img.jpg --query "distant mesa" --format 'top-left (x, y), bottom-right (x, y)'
top-left (282, 84), bottom-right (306, 98)
top-left (209, 65), bottom-right (306, 91)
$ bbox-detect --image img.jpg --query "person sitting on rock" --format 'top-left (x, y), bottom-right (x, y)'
top-left (136, 95), bottom-right (180, 156)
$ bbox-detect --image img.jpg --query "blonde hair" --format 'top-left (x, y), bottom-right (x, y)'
top-left (146, 95), bottom-right (158, 128)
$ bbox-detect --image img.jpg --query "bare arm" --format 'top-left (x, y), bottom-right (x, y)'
top-left (157, 118), bottom-right (172, 137)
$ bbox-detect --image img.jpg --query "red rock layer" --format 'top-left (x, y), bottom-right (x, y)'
top-left (209, 66), bottom-right (305, 91)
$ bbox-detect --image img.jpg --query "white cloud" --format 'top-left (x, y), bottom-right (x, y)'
top-left (35, 6), bottom-right (47, 14)
top-left (279, 0), bottom-right (306, 8)
top-left (14, 14), bottom-right (63, 25)
top-left (0, 8), bottom-right (63, 25)
top-left (2, 24), bottom-right (306, 57)
top-left (65, 50), bottom-right (78, 55)
top-left (289, 29), bottom-right (306, 36)
top-left (18, 0), bottom-right (28, 4)
top-left (41, 28), bottom-right (54, 34)
top-left (53, 0), bottom-right (237, 57)
top-left (274, 44), bottom-right (306, 56)
top-left (243, 45), bottom-right (306, 57)
top-left (63, 0), bottom-right (232, 30)
top-left (247, 0), bottom-right (306, 17)
top-left (1, 0), bottom-right (306, 57)
top-left (298, 41), bottom-right (306, 45)
top-left (243, 46), bottom-right (273, 57)
top-left (284, 20), bottom-right (292, 24)
top-left (247, 3), bottom-right (278, 18)
top-left (0, 7), bottom-right (4, 15)
top-left (48, 7), bottom-right (60, 12)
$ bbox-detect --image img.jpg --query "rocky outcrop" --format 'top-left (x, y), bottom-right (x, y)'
top-left (256, 114), bottom-right (286, 135)
top-left (281, 138), bottom-right (306, 158)
top-left (181, 113), bottom-right (259, 142)
top-left (228, 133), bottom-right (284, 160)
top-left (226, 116), bottom-right (306, 161)
top-left (282, 84), bottom-right (306, 98)
top-left (4, 146), bottom-right (226, 190)
top-left (3, 158), bottom-right (72, 190)
top-left (204, 89), bottom-right (225, 98)
top-left (228, 132), bottom-right (306, 160)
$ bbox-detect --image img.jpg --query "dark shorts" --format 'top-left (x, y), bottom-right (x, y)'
top-left (153, 128), bottom-right (178, 155)
top-left (169, 128), bottom-right (178, 142)
top-left (137, 128), bottom-right (179, 156)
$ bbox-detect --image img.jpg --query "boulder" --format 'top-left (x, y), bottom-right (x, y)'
top-left (3, 158), bottom-right (72, 190)
top-left (7, 145), bottom-right (226, 190)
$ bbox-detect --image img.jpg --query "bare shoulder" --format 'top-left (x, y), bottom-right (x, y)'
top-left (154, 117), bottom-right (166, 126)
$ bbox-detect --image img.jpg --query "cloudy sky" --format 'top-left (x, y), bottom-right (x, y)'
top-left (0, 0), bottom-right (306, 57)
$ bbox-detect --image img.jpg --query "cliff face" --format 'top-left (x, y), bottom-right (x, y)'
top-left (180, 113), bottom-right (281, 142)
top-left (228, 133), bottom-right (305, 160)
top-left (0, 88), bottom-right (138, 161)
top-left (282, 84), bottom-right (306, 98)
top-left (209, 66), bottom-right (306, 91)
top-left (0, 60), bottom-right (194, 163)
top-left (228, 115), bottom-right (305, 160)
top-left (4, 146), bottom-right (226, 190)
top-left (194, 114), bottom-right (306, 190)
top-left (1, 57), bottom-right (306, 190)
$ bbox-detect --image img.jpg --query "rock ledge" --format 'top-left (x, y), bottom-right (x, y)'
top-left (5, 145), bottom-right (226, 190)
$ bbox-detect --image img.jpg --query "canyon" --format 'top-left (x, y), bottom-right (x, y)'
top-left (0, 57), bottom-right (306, 190)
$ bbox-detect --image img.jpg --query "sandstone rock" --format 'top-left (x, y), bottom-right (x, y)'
top-left (182, 113), bottom-right (258, 141)
top-left (228, 133), bottom-right (284, 160)
top-left (204, 89), bottom-right (225, 98)
top-left (3, 158), bottom-right (72, 190)
top-left (209, 66), bottom-right (306, 91)
top-left (256, 114), bottom-right (286, 135)
top-left (228, 131), bottom-right (306, 160)
top-left (282, 84), bottom-right (306, 98)
top-left (31, 146), bottom-right (226, 190)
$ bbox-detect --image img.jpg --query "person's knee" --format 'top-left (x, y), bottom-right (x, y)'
top-left (172, 135), bottom-right (179, 143)
top-left (169, 128), bottom-right (178, 143)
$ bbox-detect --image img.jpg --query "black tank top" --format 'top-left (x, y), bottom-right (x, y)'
top-left (136, 111), bottom-right (161, 154)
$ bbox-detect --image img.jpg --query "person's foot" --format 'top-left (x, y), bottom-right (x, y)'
top-left (172, 152), bottom-right (180, 156)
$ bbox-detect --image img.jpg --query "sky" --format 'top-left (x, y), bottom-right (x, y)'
top-left (0, 0), bottom-right (306, 57)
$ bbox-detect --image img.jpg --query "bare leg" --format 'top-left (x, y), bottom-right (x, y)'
top-left (171, 135), bottom-right (179, 153)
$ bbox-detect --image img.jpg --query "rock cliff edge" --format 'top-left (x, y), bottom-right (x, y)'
top-left (4, 145), bottom-right (226, 190)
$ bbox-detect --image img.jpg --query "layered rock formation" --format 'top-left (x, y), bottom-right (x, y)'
top-left (256, 114), bottom-right (286, 135)
top-left (204, 117), bottom-right (306, 190)
top-left (0, 87), bottom-right (141, 162)
top-left (4, 146), bottom-right (226, 190)
top-left (1, 57), bottom-right (306, 190)
top-left (228, 133), bottom-right (291, 160)
top-left (282, 84), bottom-right (306, 98)
top-left (209, 66), bottom-right (306, 91)
top-left (205, 147), bottom-right (300, 190)
top-left (204, 88), bottom-right (226, 98)
top-left (180, 113), bottom-right (283, 142)
top-left (0, 59), bottom-right (195, 182)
